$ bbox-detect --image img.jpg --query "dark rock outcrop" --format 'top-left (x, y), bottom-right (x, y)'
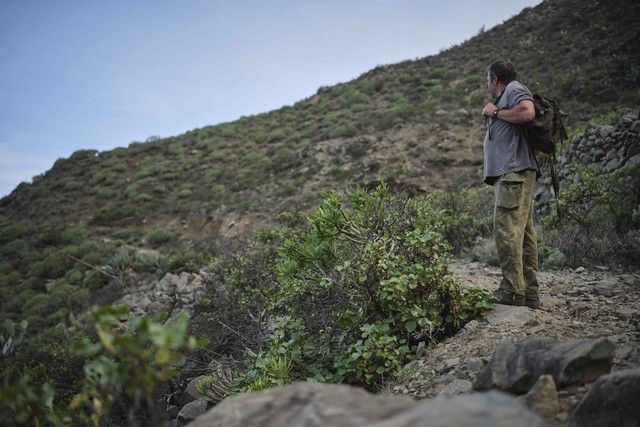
top-left (569, 368), bottom-right (640, 427)
top-left (189, 381), bottom-right (547, 427)
top-left (473, 336), bottom-right (615, 394)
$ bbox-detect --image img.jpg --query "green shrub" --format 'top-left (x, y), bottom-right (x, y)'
top-left (166, 249), bottom-right (205, 274)
top-left (29, 250), bottom-right (72, 280)
top-left (191, 228), bottom-right (291, 362)
top-left (83, 270), bottom-right (110, 290)
top-left (341, 87), bottom-right (370, 108)
top-left (397, 73), bottom-right (414, 84)
top-left (71, 305), bottom-right (198, 424)
top-left (425, 188), bottom-right (494, 252)
top-left (147, 228), bottom-right (175, 246)
top-left (246, 184), bottom-right (491, 388)
top-left (0, 224), bottom-right (29, 244)
top-left (0, 377), bottom-right (67, 426)
top-left (427, 67), bottom-right (457, 80)
top-left (544, 247), bottom-right (567, 269)
top-left (470, 236), bottom-right (499, 266)
top-left (178, 189), bottom-right (193, 198)
top-left (542, 162), bottom-right (640, 267)
top-left (8, 324), bottom-right (87, 403)
top-left (62, 227), bottom-right (88, 244)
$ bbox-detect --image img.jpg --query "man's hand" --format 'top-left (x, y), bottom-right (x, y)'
top-left (482, 103), bottom-right (498, 118)
top-left (482, 100), bottom-right (535, 123)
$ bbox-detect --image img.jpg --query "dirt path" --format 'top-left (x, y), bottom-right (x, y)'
top-left (392, 258), bottom-right (640, 425)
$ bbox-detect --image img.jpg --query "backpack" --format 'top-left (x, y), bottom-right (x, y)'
top-left (526, 94), bottom-right (568, 155)
top-left (526, 93), bottom-right (568, 218)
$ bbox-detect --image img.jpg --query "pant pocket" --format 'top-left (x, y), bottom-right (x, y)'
top-left (496, 174), bottom-right (525, 209)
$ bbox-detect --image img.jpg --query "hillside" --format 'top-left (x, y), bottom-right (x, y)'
top-left (1, 0), bottom-right (640, 424)
top-left (1, 0), bottom-right (639, 241)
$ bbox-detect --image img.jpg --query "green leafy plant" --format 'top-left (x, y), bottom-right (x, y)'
top-left (71, 305), bottom-right (197, 426)
top-left (242, 183), bottom-right (492, 389)
top-left (147, 228), bottom-right (175, 246)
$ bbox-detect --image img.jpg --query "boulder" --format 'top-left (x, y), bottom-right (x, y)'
top-left (190, 382), bottom-right (414, 427)
top-left (438, 379), bottom-right (473, 397)
top-left (178, 398), bottom-right (209, 423)
top-left (178, 375), bottom-right (209, 406)
top-left (473, 337), bottom-right (615, 394)
top-left (518, 375), bottom-right (559, 422)
top-left (189, 382), bottom-right (547, 427)
top-left (485, 305), bottom-right (537, 327)
top-left (569, 368), bottom-right (640, 427)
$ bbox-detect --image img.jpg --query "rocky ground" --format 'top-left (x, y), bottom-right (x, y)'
top-left (389, 259), bottom-right (640, 426)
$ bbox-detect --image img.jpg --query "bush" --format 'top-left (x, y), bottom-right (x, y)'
top-left (147, 228), bottom-right (175, 246)
top-left (542, 162), bottom-right (640, 267)
top-left (178, 189), bottom-right (193, 198)
top-left (0, 224), bottom-right (29, 244)
top-left (425, 187), bottom-right (494, 253)
top-left (245, 184), bottom-right (491, 389)
top-left (470, 237), bottom-right (499, 266)
top-left (71, 305), bottom-right (198, 425)
top-left (191, 229), bottom-right (288, 361)
top-left (544, 247), bottom-right (567, 269)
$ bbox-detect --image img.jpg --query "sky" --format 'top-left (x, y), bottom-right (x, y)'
top-left (0, 0), bottom-right (542, 197)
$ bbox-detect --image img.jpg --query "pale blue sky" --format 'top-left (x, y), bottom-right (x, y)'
top-left (0, 0), bottom-right (541, 197)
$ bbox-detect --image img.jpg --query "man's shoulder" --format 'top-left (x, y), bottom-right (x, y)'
top-left (506, 80), bottom-right (532, 94)
top-left (504, 81), bottom-right (533, 106)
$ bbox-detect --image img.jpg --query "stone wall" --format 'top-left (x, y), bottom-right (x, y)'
top-left (535, 107), bottom-right (640, 214)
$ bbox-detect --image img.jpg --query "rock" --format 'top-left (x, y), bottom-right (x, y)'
top-left (604, 147), bottom-right (618, 161)
top-left (441, 357), bottom-right (460, 371)
top-left (473, 337), bottom-right (615, 394)
top-left (45, 280), bottom-right (57, 292)
top-left (178, 398), bottom-right (209, 422)
top-left (438, 379), bottom-right (473, 396)
top-left (615, 307), bottom-right (637, 322)
top-left (569, 368), bottom-right (640, 427)
top-left (416, 341), bottom-right (426, 358)
top-left (466, 357), bottom-right (485, 373)
top-left (463, 320), bottom-right (480, 332)
top-left (190, 382), bottom-right (414, 426)
top-left (574, 267), bottom-right (586, 273)
top-left (178, 375), bottom-right (209, 406)
top-left (166, 404), bottom-right (180, 418)
top-left (549, 280), bottom-right (573, 296)
top-left (485, 305), bottom-right (536, 327)
top-left (626, 153), bottom-right (640, 167)
top-left (190, 382), bottom-right (547, 427)
top-left (593, 280), bottom-right (619, 297)
top-left (605, 158), bottom-right (620, 171)
top-left (518, 375), bottom-right (559, 422)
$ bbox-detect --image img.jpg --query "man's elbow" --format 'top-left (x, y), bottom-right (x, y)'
top-left (523, 109), bottom-right (535, 122)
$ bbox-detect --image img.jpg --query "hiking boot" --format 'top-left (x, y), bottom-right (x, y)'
top-left (492, 288), bottom-right (525, 306)
top-left (525, 297), bottom-right (542, 310)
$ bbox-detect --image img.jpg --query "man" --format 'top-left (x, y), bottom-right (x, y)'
top-left (481, 60), bottom-right (541, 309)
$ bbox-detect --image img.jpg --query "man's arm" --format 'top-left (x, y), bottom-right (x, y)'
top-left (482, 100), bottom-right (535, 124)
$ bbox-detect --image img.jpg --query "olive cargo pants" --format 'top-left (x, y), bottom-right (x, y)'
top-left (494, 169), bottom-right (539, 299)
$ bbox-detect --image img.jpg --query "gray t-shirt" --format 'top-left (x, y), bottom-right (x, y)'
top-left (483, 80), bottom-right (539, 185)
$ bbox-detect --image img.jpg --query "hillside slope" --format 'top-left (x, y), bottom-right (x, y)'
top-left (1, 0), bottom-right (638, 242)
